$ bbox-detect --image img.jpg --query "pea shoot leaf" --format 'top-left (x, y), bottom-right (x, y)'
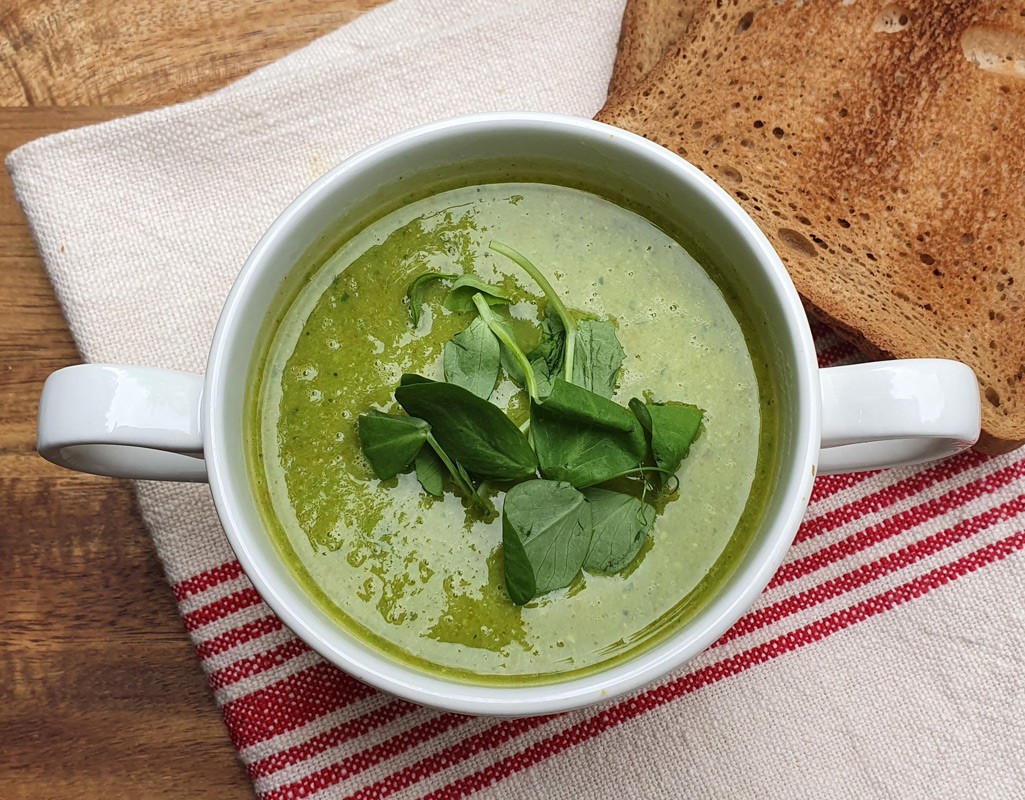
top-left (502, 480), bottom-right (591, 605)
top-left (444, 317), bottom-right (500, 399)
top-left (531, 378), bottom-right (646, 487)
top-left (582, 489), bottom-right (655, 573)
top-left (405, 272), bottom-right (457, 326)
top-left (357, 411), bottom-right (429, 480)
top-left (636, 400), bottom-right (704, 478)
top-left (443, 275), bottom-right (511, 312)
top-left (414, 446), bottom-right (445, 497)
top-left (571, 319), bottom-right (625, 399)
top-left (395, 375), bottom-right (537, 481)
top-left (501, 308), bottom-right (565, 397)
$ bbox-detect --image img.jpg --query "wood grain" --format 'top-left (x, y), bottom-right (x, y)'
top-left (0, 1), bottom-right (383, 106)
top-left (0, 3), bottom-right (385, 797)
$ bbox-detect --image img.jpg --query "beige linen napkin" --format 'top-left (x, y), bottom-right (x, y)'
top-left (8, 1), bottom-right (1025, 798)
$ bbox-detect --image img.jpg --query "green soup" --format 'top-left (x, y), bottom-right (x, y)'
top-left (247, 181), bottom-right (777, 685)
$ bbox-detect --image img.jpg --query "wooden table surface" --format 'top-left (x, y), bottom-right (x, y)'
top-left (0, 2), bottom-right (384, 797)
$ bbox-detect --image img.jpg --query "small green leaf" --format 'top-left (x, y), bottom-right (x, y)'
top-left (406, 272), bottom-right (457, 326)
top-left (502, 480), bottom-right (591, 605)
top-left (500, 308), bottom-right (564, 399)
top-left (443, 275), bottom-right (511, 312)
top-left (572, 319), bottom-right (625, 399)
top-left (414, 446), bottom-right (445, 497)
top-left (424, 432), bottom-right (491, 511)
top-left (582, 489), bottom-right (655, 573)
top-left (628, 397), bottom-right (652, 433)
top-left (395, 376), bottom-right (537, 481)
top-left (531, 379), bottom-right (646, 487)
top-left (444, 316), bottom-right (500, 399)
top-left (538, 378), bottom-right (639, 433)
top-left (357, 411), bottom-right (429, 479)
top-left (532, 310), bottom-right (566, 398)
top-left (400, 373), bottom-right (434, 387)
top-left (470, 294), bottom-right (538, 400)
top-left (643, 400), bottom-right (704, 477)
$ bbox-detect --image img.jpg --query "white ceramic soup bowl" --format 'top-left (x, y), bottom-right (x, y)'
top-left (37, 113), bottom-right (981, 716)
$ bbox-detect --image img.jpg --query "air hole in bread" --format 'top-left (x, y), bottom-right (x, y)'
top-left (719, 165), bottom-right (743, 182)
top-left (873, 5), bottom-right (911, 33)
top-left (737, 11), bottom-right (755, 33)
top-left (985, 386), bottom-right (1002, 407)
top-left (919, 253), bottom-right (936, 265)
top-left (778, 227), bottom-right (819, 258)
top-left (961, 25), bottom-right (1025, 79)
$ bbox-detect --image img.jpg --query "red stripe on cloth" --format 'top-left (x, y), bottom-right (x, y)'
top-left (173, 560), bottom-right (245, 601)
top-left (196, 614), bottom-right (284, 660)
top-left (773, 458), bottom-right (1021, 588)
top-left (249, 699), bottom-right (416, 781)
top-left (816, 341), bottom-right (858, 368)
top-left (717, 491), bottom-right (1025, 647)
top-left (807, 470), bottom-right (877, 505)
top-left (263, 712), bottom-right (482, 800)
top-left (222, 662), bottom-right (374, 750)
top-left (794, 449), bottom-right (987, 546)
top-left (209, 638), bottom-right (312, 692)
top-left (184, 587), bottom-right (263, 632)
top-left (808, 315), bottom-right (840, 341)
top-left (418, 530), bottom-right (1025, 800)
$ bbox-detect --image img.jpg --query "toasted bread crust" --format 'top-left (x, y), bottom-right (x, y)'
top-left (601, 0), bottom-right (1025, 453)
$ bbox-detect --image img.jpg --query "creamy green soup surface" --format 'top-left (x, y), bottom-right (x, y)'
top-left (248, 181), bottom-right (776, 684)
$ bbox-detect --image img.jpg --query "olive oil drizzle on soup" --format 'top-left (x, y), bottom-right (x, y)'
top-left (249, 182), bottom-right (772, 684)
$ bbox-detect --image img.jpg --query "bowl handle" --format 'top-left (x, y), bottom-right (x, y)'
top-left (817, 359), bottom-right (981, 475)
top-left (37, 364), bottom-right (207, 481)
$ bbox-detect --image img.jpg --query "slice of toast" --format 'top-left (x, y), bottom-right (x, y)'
top-left (607, 0), bottom-right (702, 95)
top-left (598, 0), bottom-right (1025, 454)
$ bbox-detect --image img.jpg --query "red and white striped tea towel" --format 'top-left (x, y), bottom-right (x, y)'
top-left (8, 0), bottom-right (1025, 797)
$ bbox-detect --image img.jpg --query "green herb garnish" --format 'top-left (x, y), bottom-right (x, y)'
top-left (572, 319), bottom-right (625, 399)
top-left (405, 271), bottom-right (457, 326)
top-left (530, 378), bottom-right (646, 487)
top-left (357, 241), bottom-right (704, 605)
top-left (489, 241), bottom-right (578, 382)
top-left (357, 411), bottom-right (429, 480)
top-left (630, 398), bottom-right (703, 485)
top-left (582, 488), bottom-right (655, 573)
top-left (502, 480), bottom-right (591, 605)
top-left (443, 274), bottom-right (512, 313)
top-left (443, 316), bottom-right (500, 400)
top-left (395, 376), bottom-right (536, 481)
top-left (413, 447), bottom-right (445, 497)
